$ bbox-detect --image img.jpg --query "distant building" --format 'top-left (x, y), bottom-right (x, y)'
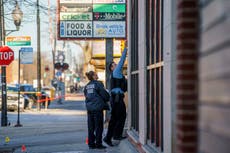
top-left (5, 60), bottom-right (19, 84)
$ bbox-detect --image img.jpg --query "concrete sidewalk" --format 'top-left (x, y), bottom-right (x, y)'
top-left (0, 100), bottom-right (138, 153)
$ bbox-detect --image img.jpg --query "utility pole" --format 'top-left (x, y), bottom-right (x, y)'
top-left (105, 38), bottom-right (113, 122)
top-left (37, 0), bottom-right (41, 111)
top-left (0, 0), bottom-right (8, 127)
top-left (105, 39), bottom-right (113, 89)
top-left (48, 0), bottom-right (56, 79)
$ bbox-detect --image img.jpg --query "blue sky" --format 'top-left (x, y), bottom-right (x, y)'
top-left (3, 0), bottom-right (83, 61)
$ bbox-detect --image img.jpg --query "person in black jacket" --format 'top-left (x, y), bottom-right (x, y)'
top-left (103, 42), bottom-right (128, 147)
top-left (84, 71), bottom-right (110, 149)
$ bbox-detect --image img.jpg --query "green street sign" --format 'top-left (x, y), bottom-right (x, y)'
top-left (6, 36), bottom-right (31, 46)
top-left (93, 4), bottom-right (126, 13)
top-left (6, 41), bottom-right (31, 46)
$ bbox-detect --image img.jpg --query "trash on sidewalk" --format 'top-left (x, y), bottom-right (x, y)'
top-left (5, 136), bottom-right (10, 144)
top-left (21, 145), bottom-right (27, 152)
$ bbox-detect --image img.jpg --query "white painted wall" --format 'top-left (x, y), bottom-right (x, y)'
top-left (163, 0), bottom-right (177, 153)
top-left (138, 0), bottom-right (147, 145)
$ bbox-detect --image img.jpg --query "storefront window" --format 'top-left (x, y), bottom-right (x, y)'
top-left (130, 0), bottom-right (139, 132)
top-left (146, 0), bottom-right (164, 151)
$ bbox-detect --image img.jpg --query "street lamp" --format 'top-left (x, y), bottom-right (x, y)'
top-left (4, 1), bottom-right (23, 36)
top-left (11, 1), bottom-right (23, 31)
top-left (0, 0), bottom-right (23, 127)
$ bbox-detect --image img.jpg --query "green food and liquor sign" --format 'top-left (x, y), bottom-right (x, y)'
top-left (58, 0), bottom-right (126, 39)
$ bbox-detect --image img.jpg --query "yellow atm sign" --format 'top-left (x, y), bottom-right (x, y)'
top-left (6, 36), bottom-right (31, 46)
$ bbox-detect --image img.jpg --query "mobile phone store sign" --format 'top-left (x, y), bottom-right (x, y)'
top-left (93, 4), bottom-right (126, 13)
top-left (58, 0), bottom-right (126, 39)
top-left (93, 0), bottom-right (126, 3)
top-left (59, 0), bottom-right (125, 4)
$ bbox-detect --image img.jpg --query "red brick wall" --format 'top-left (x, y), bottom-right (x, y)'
top-left (6, 64), bottom-right (13, 83)
top-left (176, 0), bottom-right (199, 153)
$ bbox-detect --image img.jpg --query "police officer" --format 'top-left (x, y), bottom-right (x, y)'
top-left (103, 42), bottom-right (128, 146)
top-left (84, 71), bottom-right (109, 149)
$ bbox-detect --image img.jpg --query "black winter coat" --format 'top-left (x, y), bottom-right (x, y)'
top-left (84, 80), bottom-right (110, 111)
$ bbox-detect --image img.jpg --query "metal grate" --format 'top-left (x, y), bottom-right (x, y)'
top-left (146, 0), bottom-right (164, 151)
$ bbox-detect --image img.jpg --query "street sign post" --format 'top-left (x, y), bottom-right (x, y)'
top-left (15, 47), bottom-right (33, 127)
top-left (0, 46), bottom-right (14, 127)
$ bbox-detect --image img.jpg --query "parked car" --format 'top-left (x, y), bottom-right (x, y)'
top-left (0, 85), bottom-right (25, 111)
top-left (15, 84), bottom-right (36, 109)
top-left (18, 84), bottom-right (51, 109)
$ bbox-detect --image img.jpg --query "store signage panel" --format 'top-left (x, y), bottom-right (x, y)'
top-left (58, 0), bottom-right (126, 39)
top-left (92, 40), bottom-right (122, 57)
top-left (60, 0), bottom-right (92, 4)
top-left (92, 40), bottom-right (105, 57)
top-left (60, 21), bottom-right (93, 38)
top-left (93, 4), bottom-right (126, 13)
top-left (93, 12), bottom-right (126, 21)
top-left (60, 4), bottom-right (93, 13)
top-left (60, 12), bottom-right (93, 21)
top-left (93, 0), bottom-right (126, 3)
top-left (93, 21), bottom-right (125, 38)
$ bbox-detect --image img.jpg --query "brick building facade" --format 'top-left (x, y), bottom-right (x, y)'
top-left (126, 0), bottom-right (230, 153)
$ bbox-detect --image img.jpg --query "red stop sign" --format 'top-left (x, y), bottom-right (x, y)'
top-left (0, 46), bottom-right (14, 66)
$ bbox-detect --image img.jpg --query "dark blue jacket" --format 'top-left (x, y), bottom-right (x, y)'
top-left (84, 80), bottom-right (110, 111)
top-left (111, 48), bottom-right (127, 94)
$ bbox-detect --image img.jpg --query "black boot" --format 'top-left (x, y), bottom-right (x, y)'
top-left (96, 144), bottom-right (107, 149)
top-left (103, 137), bottom-right (114, 146)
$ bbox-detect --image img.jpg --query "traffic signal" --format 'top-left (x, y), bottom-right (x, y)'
top-left (54, 62), bottom-right (69, 71)
top-left (62, 63), bottom-right (69, 70)
top-left (54, 63), bottom-right (61, 70)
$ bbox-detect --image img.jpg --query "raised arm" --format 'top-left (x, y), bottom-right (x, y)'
top-left (113, 47), bottom-right (127, 76)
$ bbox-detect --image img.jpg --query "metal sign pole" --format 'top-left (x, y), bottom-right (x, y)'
top-left (1, 66), bottom-right (7, 126)
top-left (0, 0), bottom-right (8, 127)
top-left (37, 0), bottom-right (41, 111)
top-left (15, 49), bottom-right (22, 127)
top-left (105, 39), bottom-right (113, 89)
top-left (105, 38), bottom-right (113, 122)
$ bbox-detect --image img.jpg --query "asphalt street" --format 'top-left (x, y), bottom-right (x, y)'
top-left (0, 99), bottom-right (136, 153)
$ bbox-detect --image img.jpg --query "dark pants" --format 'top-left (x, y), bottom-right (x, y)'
top-left (87, 111), bottom-right (104, 147)
top-left (105, 94), bottom-right (126, 140)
